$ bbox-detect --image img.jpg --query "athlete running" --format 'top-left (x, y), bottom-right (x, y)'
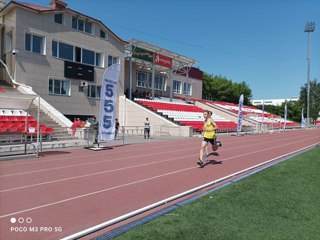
top-left (197, 110), bottom-right (222, 167)
top-left (204, 111), bottom-right (222, 158)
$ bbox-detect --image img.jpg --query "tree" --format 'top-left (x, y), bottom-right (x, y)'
top-left (299, 79), bottom-right (320, 122)
top-left (202, 73), bottom-right (252, 105)
top-left (256, 101), bottom-right (302, 123)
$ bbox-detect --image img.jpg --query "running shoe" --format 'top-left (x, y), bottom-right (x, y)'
top-left (197, 159), bottom-right (204, 167)
top-left (217, 141), bottom-right (222, 147)
top-left (203, 153), bottom-right (209, 158)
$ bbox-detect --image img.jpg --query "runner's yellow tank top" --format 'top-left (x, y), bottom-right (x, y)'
top-left (203, 119), bottom-right (215, 139)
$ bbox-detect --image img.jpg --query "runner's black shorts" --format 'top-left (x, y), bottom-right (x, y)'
top-left (203, 137), bottom-right (217, 145)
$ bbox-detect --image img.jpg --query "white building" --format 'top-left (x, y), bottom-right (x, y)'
top-left (251, 97), bottom-right (299, 106)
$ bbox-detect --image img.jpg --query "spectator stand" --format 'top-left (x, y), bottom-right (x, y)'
top-left (0, 93), bottom-right (41, 158)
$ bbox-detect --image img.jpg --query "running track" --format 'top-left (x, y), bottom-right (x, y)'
top-left (0, 129), bottom-right (319, 240)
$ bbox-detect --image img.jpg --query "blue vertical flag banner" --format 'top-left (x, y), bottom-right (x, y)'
top-left (283, 103), bottom-right (287, 129)
top-left (301, 108), bottom-right (306, 128)
top-left (237, 94), bottom-right (244, 135)
top-left (98, 63), bottom-right (121, 142)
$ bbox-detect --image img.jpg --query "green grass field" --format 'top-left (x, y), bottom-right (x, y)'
top-left (115, 146), bottom-right (320, 240)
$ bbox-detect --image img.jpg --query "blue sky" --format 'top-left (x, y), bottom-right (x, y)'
top-left (28, 0), bottom-right (320, 99)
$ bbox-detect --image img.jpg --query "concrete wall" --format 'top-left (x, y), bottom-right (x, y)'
top-left (118, 96), bottom-right (192, 137)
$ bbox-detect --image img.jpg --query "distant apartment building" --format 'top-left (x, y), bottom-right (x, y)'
top-left (251, 97), bottom-right (299, 106)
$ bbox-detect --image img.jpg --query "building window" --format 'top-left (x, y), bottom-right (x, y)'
top-left (136, 71), bottom-right (146, 87)
top-left (58, 42), bottom-right (74, 61)
top-left (100, 30), bottom-right (107, 39)
top-left (155, 75), bottom-right (164, 90)
top-left (85, 21), bottom-right (92, 34)
top-left (82, 49), bottom-right (95, 65)
top-left (72, 16), bottom-right (77, 29)
top-left (173, 80), bottom-right (181, 94)
top-left (183, 82), bottom-right (192, 96)
top-left (52, 40), bottom-right (103, 67)
top-left (96, 53), bottom-right (103, 68)
top-left (54, 13), bottom-right (63, 24)
top-left (25, 33), bottom-right (44, 54)
top-left (87, 85), bottom-right (101, 99)
top-left (72, 16), bottom-right (93, 34)
top-left (75, 47), bottom-right (81, 62)
top-left (78, 18), bottom-right (84, 31)
top-left (49, 78), bottom-right (70, 96)
top-left (52, 40), bottom-right (57, 57)
top-left (108, 55), bottom-right (119, 67)
top-left (147, 73), bottom-right (152, 88)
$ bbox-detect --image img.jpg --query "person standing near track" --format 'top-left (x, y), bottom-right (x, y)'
top-left (114, 118), bottom-right (120, 140)
top-left (144, 117), bottom-right (150, 139)
top-left (197, 110), bottom-right (221, 167)
top-left (91, 116), bottom-right (99, 143)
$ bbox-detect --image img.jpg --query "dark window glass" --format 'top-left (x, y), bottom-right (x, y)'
top-left (82, 49), bottom-right (94, 65)
top-left (54, 13), bottom-right (63, 24)
top-left (78, 19), bottom-right (84, 31)
top-left (75, 47), bottom-right (81, 62)
top-left (25, 33), bottom-right (31, 51)
top-left (59, 42), bottom-right (73, 61)
top-left (100, 30), bottom-right (105, 39)
top-left (72, 16), bottom-right (77, 29)
top-left (49, 79), bottom-right (53, 94)
top-left (52, 40), bottom-right (57, 57)
top-left (85, 21), bottom-right (92, 34)
top-left (32, 35), bottom-right (42, 54)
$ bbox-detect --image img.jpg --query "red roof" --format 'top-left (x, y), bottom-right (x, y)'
top-left (17, 2), bottom-right (52, 12)
top-left (175, 67), bottom-right (203, 81)
top-left (1, 1), bottom-right (127, 44)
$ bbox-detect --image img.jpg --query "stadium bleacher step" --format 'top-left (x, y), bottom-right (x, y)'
top-left (27, 104), bottom-right (74, 141)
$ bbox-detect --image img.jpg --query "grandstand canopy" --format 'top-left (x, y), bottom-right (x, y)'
top-left (125, 39), bottom-right (197, 74)
top-left (125, 39), bottom-right (198, 101)
top-left (0, 93), bottom-right (38, 110)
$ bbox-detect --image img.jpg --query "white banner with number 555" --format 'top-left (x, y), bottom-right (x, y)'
top-left (98, 63), bottom-right (121, 142)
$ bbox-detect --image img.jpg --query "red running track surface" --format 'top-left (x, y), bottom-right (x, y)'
top-left (0, 129), bottom-right (319, 240)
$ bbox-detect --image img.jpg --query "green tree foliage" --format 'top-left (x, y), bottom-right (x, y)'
top-left (256, 101), bottom-right (302, 123)
top-left (299, 79), bottom-right (320, 122)
top-left (202, 73), bottom-right (252, 105)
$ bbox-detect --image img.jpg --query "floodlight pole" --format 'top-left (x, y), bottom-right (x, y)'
top-left (304, 22), bottom-right (315, 127)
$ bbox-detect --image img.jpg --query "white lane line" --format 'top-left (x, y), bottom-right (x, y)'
top-left (0, 154), bottom-right (196, 193)
top-left (0, 139), bottom-right (198, 167)
top-left (0, 138), bottom-right (318, 219)
top-left (0, 166), bottom-right (197, 218)
top-left (0, 147), bottom-right (189, 178)
top-left (0, 130), bottom-right (311, 167)
top-left (60, 142), bottom-right (320, 240)
top-left (1, 137), bottom-right (318, 193)
top-left (0, 133), bottom-right (308, 178)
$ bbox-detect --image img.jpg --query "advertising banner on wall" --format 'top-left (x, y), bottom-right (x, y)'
top-left (154, 53), bottom-right (172, 69)
top-left (132, 47), bottom-right (154, 63)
